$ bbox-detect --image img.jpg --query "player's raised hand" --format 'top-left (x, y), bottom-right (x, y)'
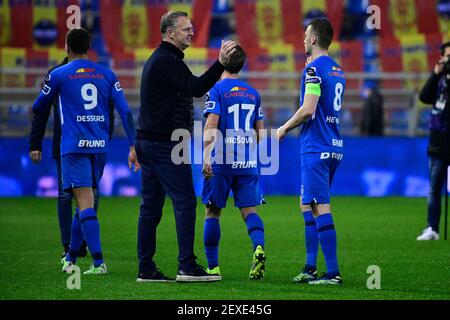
top-left (29, 150), bottom-right (42, 164)
top-left (219, 40), bottom-right (237, 66)
top-left (276, 126), bottom-right (287, 140)
top-left (305, 55), bottom-right (313, 66)
top-left (128, 146), bottom-right (141, 172)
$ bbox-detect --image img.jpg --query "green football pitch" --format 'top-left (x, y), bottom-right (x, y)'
top-left (0, 196), bottom-right (449, 300)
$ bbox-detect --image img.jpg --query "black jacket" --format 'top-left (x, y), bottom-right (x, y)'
top-left (29, 58), bottom-right (115, 159)
top-left (137, 41), bottom-right (225, 141)
top-left (29, 58), bottom-right (68, 159)
top-left (360, 89), bottom-right (384, 136)
top-left (419, 72), bottom-right (450, 159)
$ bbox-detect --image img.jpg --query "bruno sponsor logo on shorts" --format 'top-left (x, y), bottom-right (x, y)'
top-left (78, 140), bottom-right (105, 148)
top-left (231, 161), bottom-right (258, 169)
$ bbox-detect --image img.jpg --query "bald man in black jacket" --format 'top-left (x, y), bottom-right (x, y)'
top-left (136, 11), bottom-right (236, 282)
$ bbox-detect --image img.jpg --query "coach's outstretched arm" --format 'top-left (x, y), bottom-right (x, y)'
top-left (164, 40), bottom-right (236, 98)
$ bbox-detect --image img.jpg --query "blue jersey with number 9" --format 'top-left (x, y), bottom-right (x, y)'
top-left (32, 59), bottom-right (134, 156)
top-left (299, 55), bottom-right (346, 154)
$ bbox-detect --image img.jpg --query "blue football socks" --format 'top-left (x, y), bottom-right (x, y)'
top-left (204, 217), bottom-right (221, 269)
top-left (245, 213), bottom-right (265, 250)
top-left (316, 213), bottom-right (339, 276)
top-left (79, 208), bottom-right (103, 267)
top-left (66, 208), bottom-right (83, 263)
top-left (303, 211), bottom-right (318, 269)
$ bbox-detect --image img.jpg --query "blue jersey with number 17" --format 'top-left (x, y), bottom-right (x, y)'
top-left (299, 55), bottom-right (346, 154)
top-left (203, 78), bottom-right (263, 175)
top-left (32, 59), bottom-right (135, 156)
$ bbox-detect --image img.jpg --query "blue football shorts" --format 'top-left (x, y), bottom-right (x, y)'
top-left (202, 174), bottom-right (263, 209)
top-left (61, 153), bottom-right (107, 191)
top-left (301, 152), bottom-right (342, 205)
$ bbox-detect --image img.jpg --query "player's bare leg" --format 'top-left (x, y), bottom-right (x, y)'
top-left (72, 187), bottom-right (95, 211)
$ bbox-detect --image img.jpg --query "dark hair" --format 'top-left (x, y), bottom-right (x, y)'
top-left (308, 18), bottom-right (333, 50)
top-left (160, 11), bottom-right (188, 33)
top-left (225, 45), bottom-right (246, 74)
top-left (441, 41), bottom-right (450, 55)
top-left (66, 28), bottom-right (90, 54)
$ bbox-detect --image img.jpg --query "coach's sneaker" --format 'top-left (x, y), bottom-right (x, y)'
top-left (83, 263), bottom-right (108, 275)
top-left (249, 245), bottom-right (266, 280)
top-left (61, 260), bottom-right (75, 273)
top-left (206, 266), bottom-right (222, 280)
top-left (176, 263), bottom-right (222, 282)
top-left (416, 227), bottom-right (440, 240)
top-left (137, 268), bottom-right (175, 282)
top-left (293, 266), bottom-right (318, 283)
top-left (309, 272), bottom-right (342, 285)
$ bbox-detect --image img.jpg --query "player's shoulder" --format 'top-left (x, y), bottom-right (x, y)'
top-left (304, 60), bottom-right (322, 84)
top-left (88, 61), bottom-right (120, 86)
top-left (311, 56), bottom-right (344, 73)
top-left (48, 57), bottom-right (69, 74)
top-left (46, 62), bottom-right (69, 84)
top-left (206, 81), bottom-right (222, 97)
top-left (207, 78), bottom-right (231, 96)
top-left (89, 61), bottom-right (115, 77)
top-left (238, 78), bottom-right (258, 94)
top-left (318, 56), bottom-right (346, 82)
top-left (305, 56), bottom-right (345, 84)
top-left (55, 59), bottom-right (97, 73)
top-left (49, 61), bottom-right (70, 76)
top-left (304, 58), bottom-right (321, 79)
top-left (241, 80), bottom-right (261, 101)
top-left (212, 79), bottom-right (258, 100)
top-left (307, 55), bottom-right (332, 67)
top-left (222, 78), bottom-right (258, 92)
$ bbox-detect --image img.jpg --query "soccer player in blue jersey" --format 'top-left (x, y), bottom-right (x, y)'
top-left (277, 18), bottom-right (345, 285)
top-left (32, 28), bottom-right (140, 275)
top-left (202, 45), bottom-right (266, 280)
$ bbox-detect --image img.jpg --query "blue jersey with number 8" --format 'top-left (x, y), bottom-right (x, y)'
top-left (299, 55), bottom-right (346, 154)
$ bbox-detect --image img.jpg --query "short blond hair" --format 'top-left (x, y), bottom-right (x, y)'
top-left (160, 11), bottom-right (188, 34)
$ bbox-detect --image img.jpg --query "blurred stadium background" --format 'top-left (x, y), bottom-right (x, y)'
top-left (0, 0), bottom-right (449, 198)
